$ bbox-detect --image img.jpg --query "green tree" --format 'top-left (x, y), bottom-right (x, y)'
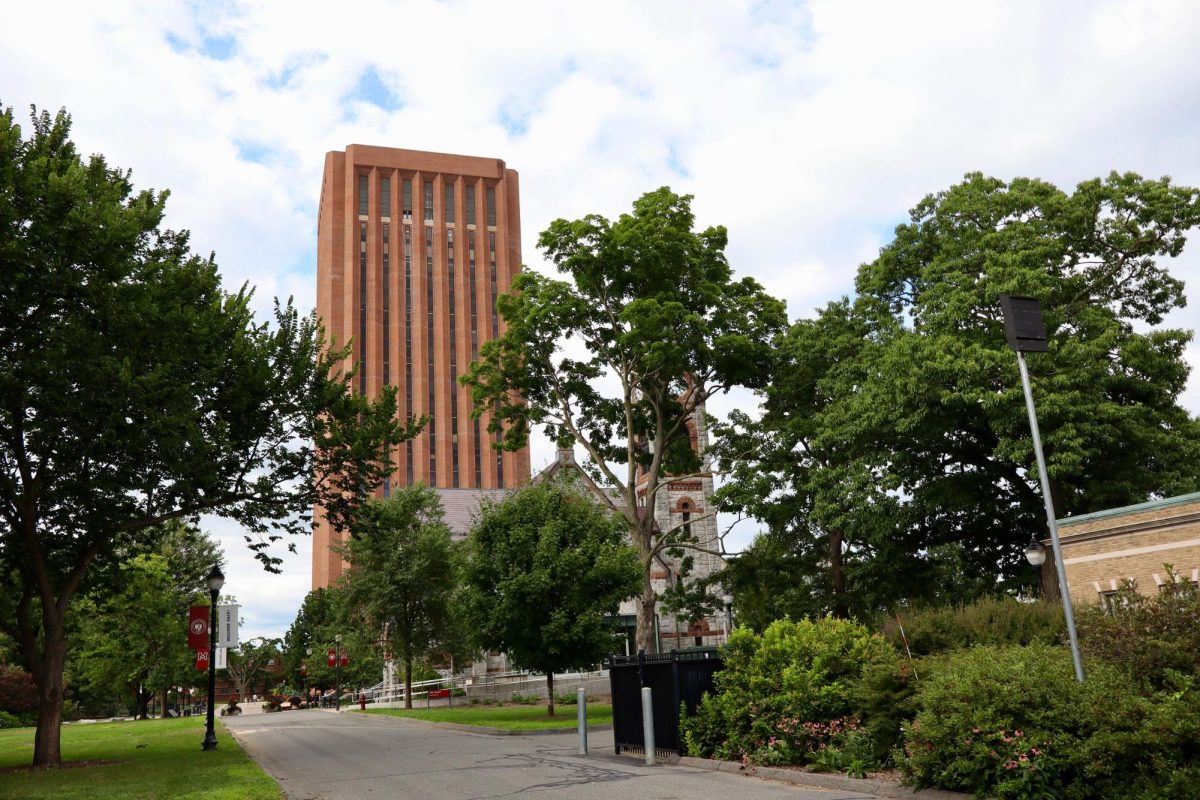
top-left (222, 637), bottom-right (281, 703)
top-left (716, 172), bottom-right (1200, 615)
top-left (462, 188), bottom-right (786, 652)
top-left (339, 486), bottom-right (458, 708)
top-left (281, 586), bottom-right (383, 695)
top-left (0, 105), bottom-right (414, 766)
top-left (459, 479), bottom-right (642, 715)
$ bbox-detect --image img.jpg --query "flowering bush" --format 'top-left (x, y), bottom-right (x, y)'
top-left (680, 617), bottom-right (898, 769)
top-left (898, 644), bottom-right (1200, 800)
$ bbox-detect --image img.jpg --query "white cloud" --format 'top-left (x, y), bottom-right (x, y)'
top-left (7, 0), bottom-right (1200, 633)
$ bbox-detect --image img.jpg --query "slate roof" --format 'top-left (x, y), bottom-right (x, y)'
top-left (437, 488), bottom-right (508, 539)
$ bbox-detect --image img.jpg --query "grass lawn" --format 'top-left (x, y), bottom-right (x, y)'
top-left (360, 702), bottom-right (613, 730)
top-left (0, 716), bottom-right (281, 800)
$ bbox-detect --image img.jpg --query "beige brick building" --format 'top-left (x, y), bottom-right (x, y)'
top-left (1052, 492), bottom-right (1200, 605)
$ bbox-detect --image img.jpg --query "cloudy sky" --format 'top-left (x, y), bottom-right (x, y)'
top-left (6, 0), bottom-right (1200, 640)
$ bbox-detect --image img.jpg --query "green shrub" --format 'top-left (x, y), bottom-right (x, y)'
top-left (880, 597), bottom-right (1065, 657)
top-left (0, 710), bottom-right (27, 728)
top-left (509, 692), bottom-right (539, 705)
top-left (897, 644), bottom-right (1200, 800)
top-left (680, 617), bottom-right (898, 768)
top-left (1077, 578), bottom-right (1200, 689)
top-left (554, 691), bottom-right (579, 705)
top-left (849, 657), bottom-right (922, 764)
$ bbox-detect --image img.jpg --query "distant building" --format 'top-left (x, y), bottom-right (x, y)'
top-left (1051, 491), bottom-right (1200, 605)
top-left (312, 145), bottom-right (530, 589)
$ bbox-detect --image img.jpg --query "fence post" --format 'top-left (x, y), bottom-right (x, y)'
top-left (577, 687), bottom-right (587, 755)
top-left (641, 686), bottom-right (655, 766)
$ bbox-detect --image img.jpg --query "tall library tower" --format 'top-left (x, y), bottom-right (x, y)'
top-left (312, 145), bottom-right (531, 589)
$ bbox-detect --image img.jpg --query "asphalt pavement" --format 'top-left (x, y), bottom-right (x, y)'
top-left (222, 708), bottom-right (878, 800)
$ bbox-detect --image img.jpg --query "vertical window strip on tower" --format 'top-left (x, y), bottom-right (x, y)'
top-left (359, 221), bottom-right (367, 395)
top-left (466, 182), bottom-right (476, 224)
top-left (444, 183), bottom-right (455, 224)
top-left (424, 181), bottom-right (434, 221)
top-left (426, 224), bottom-right (436, 482)
top-left (403, 179), bottom-right (413, 218)
top-left (448, 228), bottom-right (459, 487)
top-left (404, 224), bottom-right (414, 483)
top-left (381, 176), bottom-right (391, 218)
top-left (469, 227), bottom-right (481, 486)
top-left (358, 175), bottom-right (368, 217)
top-left (486, 186), bottom-right (496, 227)
top-left (382, 223), bottom-right (390, 387)
top-left (488, 230), bottom-right (502, 486)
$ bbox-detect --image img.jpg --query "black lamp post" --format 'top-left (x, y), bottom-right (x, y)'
top-left (722, 592), bottom-right (734, 645)
top-left (202, 565), bottom-right (224, 750)
top-left (334, 634), bottom-right (342, 712)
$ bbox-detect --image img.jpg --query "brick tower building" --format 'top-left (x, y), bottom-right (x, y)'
top-left (312, 145), bottom-right (531, 589)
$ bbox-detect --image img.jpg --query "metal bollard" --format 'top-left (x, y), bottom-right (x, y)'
top-left (577, 687), bottom-right (587, 755)
top-left (641, 686), bottom-right (655, 766)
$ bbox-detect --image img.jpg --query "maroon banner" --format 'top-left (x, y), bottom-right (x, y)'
top-left (327, 648), bottom-right (336, 667)
top-left (195, 648), bottom-right (210, 671)
top-left (188, 605), bottom-right (209, 650)
top-left (340, 654), bottom-right (349, 667)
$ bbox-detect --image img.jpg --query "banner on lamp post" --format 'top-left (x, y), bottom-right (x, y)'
top-left (217, 604), bottom-right (239, 648)
top-left (215, 647), bottom-right (227, 670)
top-left (195, 648), bottom-right (209, 671)
top-left (188, 605), bottom-right (209, 650)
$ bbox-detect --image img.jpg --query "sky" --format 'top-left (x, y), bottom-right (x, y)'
top-left (5, 0), bottom-right (1200, 640)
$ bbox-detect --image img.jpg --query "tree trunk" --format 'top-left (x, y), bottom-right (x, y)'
top-left (158, 689), bottom-right (168, 718)
top-left (635, 572), bottom-right (658, 655)
top-left (829, 529), bottom-right (849, 619)
top-left (404, 657), bottom-right (413, 709)
top-left (546, 672), bottom-right (555, 717)
top-left (31, 610), bottom-right (67, 768)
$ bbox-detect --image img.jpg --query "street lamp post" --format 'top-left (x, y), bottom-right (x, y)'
top-left (335, 634), bottom-right (342, 712)
top-left (999, 295), bottom-right (1085, 682)
top-left (202, 565), bottom-right (224, 750)
top-left (722, 592), bottom-right (734, 645)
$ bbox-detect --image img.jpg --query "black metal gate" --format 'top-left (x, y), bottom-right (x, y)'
top-left (608, 647), bottom-right (723, 757)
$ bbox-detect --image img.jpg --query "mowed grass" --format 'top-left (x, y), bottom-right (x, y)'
top-left (360, 702), bottom-right (613, 730)
top-left (0, 716), bottom-right (281, 800)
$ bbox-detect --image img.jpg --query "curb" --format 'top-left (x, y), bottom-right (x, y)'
top-left (675, 756), bottom-right (970, 800)
top-left (352, 711), bottom-right (613, 737)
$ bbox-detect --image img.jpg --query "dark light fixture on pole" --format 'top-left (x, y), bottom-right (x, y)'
top-left (202, 565), bottom-right (224, 750)
top-left (999, 295), bottom-right (1084, 682)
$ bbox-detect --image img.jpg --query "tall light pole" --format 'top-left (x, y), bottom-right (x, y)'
top-left (202, 565), bottom-right (224, 749)
top-left (722, 592), bottom-right (734, 645)
top-left (999, 295), bottom-right (1084, 682)
top-left (334, 634), bottom-right (342, 712)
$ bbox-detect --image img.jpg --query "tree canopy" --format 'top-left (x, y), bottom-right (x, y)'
top-left (339, 485), bottom-right (458, 708)
top-left (0, 104), bottom-right (412, 766)
top-left (462, 187), bottom-right (787, 651)
top-left (459, 479), bottom-right (641, 714)
top-left (715, 171), bottom-right (1200, 618)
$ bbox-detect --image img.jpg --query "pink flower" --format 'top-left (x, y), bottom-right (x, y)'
top-left (1005, 761), bottom-right (1019, 770)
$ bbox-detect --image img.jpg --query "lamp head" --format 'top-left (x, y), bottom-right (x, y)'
top-left (722, 593), bottom-right (733, 607)
top-left (1024, 539), bottom-right (1047, 567)
top-left (206, 565), bottom-right (225, 593)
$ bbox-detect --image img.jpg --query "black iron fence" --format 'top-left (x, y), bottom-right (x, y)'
top-left (608, 647), bottom-right (723, 757)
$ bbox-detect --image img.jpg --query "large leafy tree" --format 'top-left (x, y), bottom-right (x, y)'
top-left (717, 172), bottom-right (1200, 615)
top-left (0, 105), bottom-right (412, 766)
top-left (222, 637), bottom-right (282, 703)
top-left (339, 486), bottom-right (458, 708)
top-left (281, 586), bottom-right (383, 694)
top-left (459, 479), bottom-right (642, 715)
top-left (462, 188), bottom-right (786, 652)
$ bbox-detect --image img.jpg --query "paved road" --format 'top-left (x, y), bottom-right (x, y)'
top-left (223, 709), bottom-right (876, 800)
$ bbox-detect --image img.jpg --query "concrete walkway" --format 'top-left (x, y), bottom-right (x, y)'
top-left (223, 708), bottom-right (880, 800)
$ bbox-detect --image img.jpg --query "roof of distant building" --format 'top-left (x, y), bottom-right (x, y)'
top-left (437, 488), bottom-right (508, 539)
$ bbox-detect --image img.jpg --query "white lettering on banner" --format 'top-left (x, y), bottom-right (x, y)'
top-left (217, 604), bottom-right (240, 648)
top-left (215, 647), bottom-right (227, 670)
